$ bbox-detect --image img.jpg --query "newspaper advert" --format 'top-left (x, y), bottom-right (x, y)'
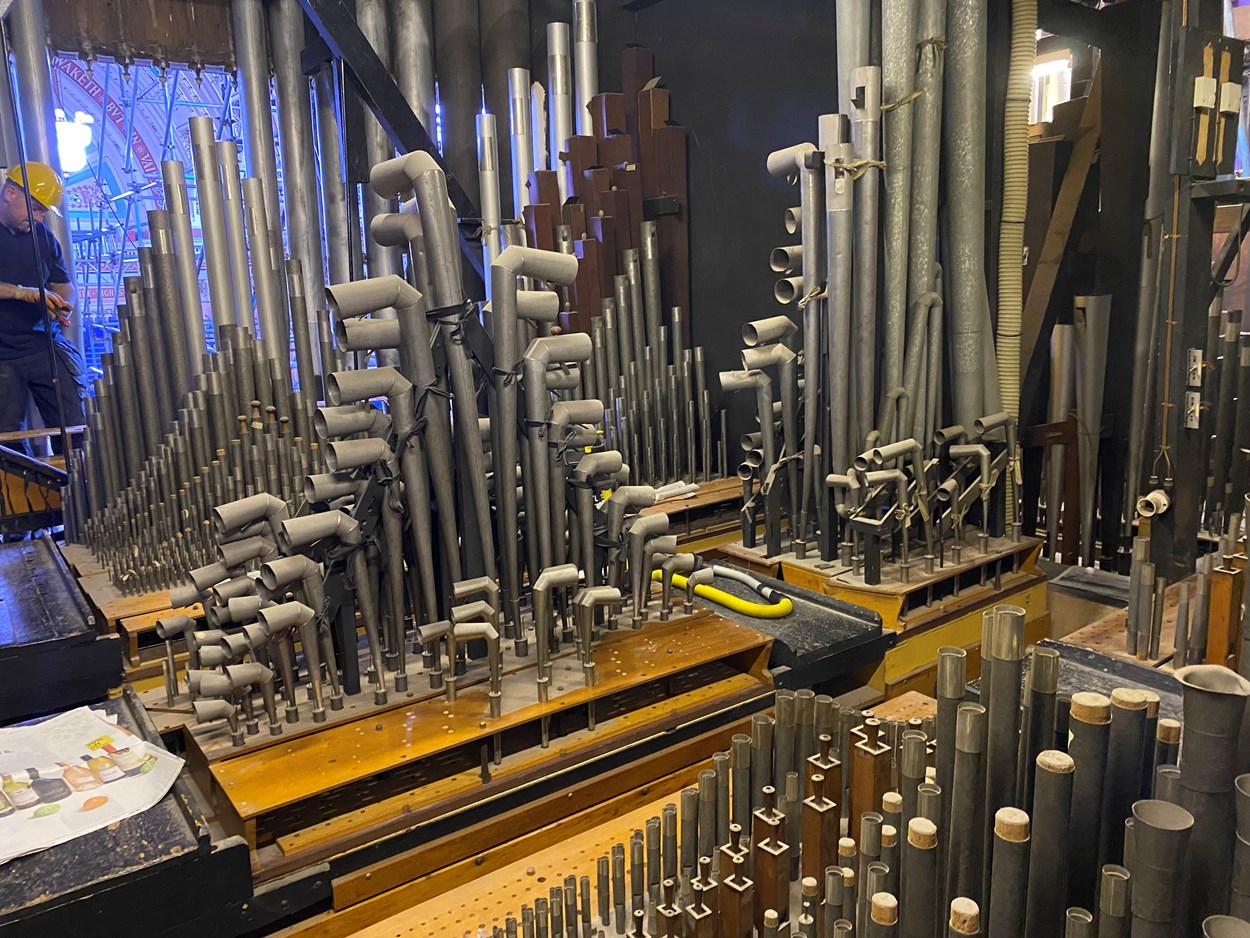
top-left (0, 707), bottom-right (184, 864)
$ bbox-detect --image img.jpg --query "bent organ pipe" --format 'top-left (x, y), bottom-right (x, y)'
top-left (549, 400), bottom-right (605, 565)
top-left (491, 247), bottom-right (580, 619)
top-left (325, 365), bottom-right (440, 623)
top-left (371, 153), bottom-right (494, 582)
top-left (258, 601), bottom-right (326, 720)
top-left (769, 246), bottom-right (803, 275)
top-left (523, 334), bottom-right (594, 569)
top-left (327, 277), bottom-right (461, 583)
top-left (279, 510), bottom-right (387, 701)
top-left (742, 342), bottom-right (800, 531)
top-left (573, 450), bottom-right (623, 587)
top-left (720, 369), bottom-right (777, 478)
top-left (532, 564), bottom-right (580, 696)
top-left (1137, 489), bottom-right (1170, 518)
top-left (335, 317), bottom-right (402, 352)
top-left (627, 514), bottom-right (670, 625)
top-left (767, 141), bottom-right (823, 542)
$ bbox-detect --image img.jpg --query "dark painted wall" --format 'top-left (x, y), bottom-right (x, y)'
top-left (532, 0), bottom-right (838, 443)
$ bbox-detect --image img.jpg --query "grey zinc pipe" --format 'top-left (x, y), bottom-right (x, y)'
top-left (742, 343), bottom-right (800, 532)
top-left (1047, 324), bottom-right (1075, 554)
top-left (531, 564), bottom-right (580, 697)
top-left (1073, 296), bottom-right (1112, 563)
top-left (365, 195), bottom-right (495, 585)
top-left (257, 601), bottom-right (325, 722)
top-left (936, 647), bottom-right (966, 880)
top-left (231, 0), bottom-right (281, 226)
top-left (325, 366), bottom-right (439, 624)
top-left (1124, 0), bottom-right (1174, 542)
top-left (880, 0), bottom-right (917, 415)
top-left (453, 621), bottom-right (502, 716)
top-left (766, 142), bottom-right (823, 543)
top-left (1098, 865), bottom-right (1130, 938)
top-left (907, 0), bottom-right (947, 326)
top-left (279, 510), bottom-right (388, 703)
top-left (1024, 751), bottom-right (1076, 937)
top-left (948, 703), bottom-right (987, 907)
top-left (188, 116), bottom-right (237, 330)
top-left (984, 606), bottom-right (1025, 904)
top-left (160, 161), bottom-right (207, 367)
top-left (477, 113), bottom-right (504, 273)
top-left (241, 177), bottom-right (287, 364)
top-left (627, 513), bottom-right (670, 627)
top-left (720, 370), bottom-right (777, 478)
top-left (260, 555), bottom-right (342, 708)
top-left (487, 247), bottom-right (579, 610)
top-left (1066, 692), bottom-right (1111, 912)
top-left (269, 0), bottom-right (325, 327)
top-left (146, 210), bottom-right (193, 401)
top-left (573, 586), bottom-right (620, 686)
top-left (944, 0), bottom-right (990, 428)
top-left (548, 399), bottom-right (604, 565)
top-left (508, 68), bottom-right (533, 218)
top-left (850, 66), bottom-right (882, 446)
top-left (572, 0), bottom-right (598, 136)
top-left (659, 553), bottom-right (696, 620)
top-left (334, 316), bottom-right (402, 352)
top-left (1129, 800), bottom-right (1194, 935)
top-left (314, 68), bottom-right (350, 290)
top-left (122, 279), bottom-right (164, 456)
top-left (820, 118), bottom-right (855, 471)
top-left (988, 807), bottom-right (1030, 936)
top-left (524, 333), bottom-right (594, 570)
top-left (548, 22), bottom-right (573, 202)
top-left (572, 450), bottom-right (623, 588)
top-left (226, 661), bottom-right (279, 734)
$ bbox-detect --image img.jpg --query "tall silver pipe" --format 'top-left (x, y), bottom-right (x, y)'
top-left (433, 0), bottom-right (482, 210)
top-left (572, 0), bottom-right (598, 136)
top-left (509, 67), bottom-right (534, 219)
top-left (148, 210), bottom-right (193, 402)
top-left (478, 113), bottom-right (505, 275)
top-left (548, 21), bottom-right (574, 203)
top-left (216, 141), bottom-right (254, 330)
top-left (819, 118), bottom-right (854, 478)
top-left (357, 0), bottom-right (402, 293)
top-left (241, 178), bottom-right (286, 363)
top-left (835, 0), bottom-right (870, 114)
top-left (907, 0), bottom-right (947, 415)
top-left (122, 279), bottom-right (164, 456)
top-left (1073, 295), bottom-right (1111, 564)
top-left (1124, 0), bottom-right (1174, 541)
top-left (161, 161), bottom-right (207, 366)
top-left (850, 67), bottom-right (882, 448)
top-left (189, 117), bottom-right (237, 331)
top-left (8, 0), bottom-right (79, 349)
top-left (390, 0), bottom-right (436, 131)
top-left (314, 68), bottom-right (351, 288)
top-left (1047, 324), bottom-right (1075, 554)
top-left (880, 0), bottom-right (917, 415)
top-left (944, 0), bottom-right (990, 428)
top-left (231, 0), bottom-right (282, 229)
top-left (270, 0), bottom-right (325, 352)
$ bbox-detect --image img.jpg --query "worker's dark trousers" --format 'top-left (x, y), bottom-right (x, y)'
top-left (0, 344), bottom-right (87, 438)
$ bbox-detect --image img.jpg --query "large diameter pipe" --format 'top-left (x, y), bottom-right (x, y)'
top-left (390, 0), bottom-right (435, 131)
top-left (508, 67), bottom-right (534, 219)
top-left (189, 117), bottom-right (237, 331)
top-left (819, 119), bottom-right (854, 476)
top-left (849, 66), bottom-right (882, 448)
top-left (1066, 692), bottom-right (1111, 912)
top-left (572, 0), bottom-right (598, 135)
top-left (983, 606), bottom-right (1025, 905)
top-left (1073, 295), bottom-right (1112, 563)
top-left (1124, 0), bottom-right (1174, 541)
top-left (948, 702), bottom-right (987, 908)
top-left (241, 178), bottom-right (287, 365)
top-left (988, 808), bottom-right (1029, 936)
top-left (944, 0), bottom-right (990, 428)
top-left (216, 140), bottom-right (254, 332)
top-left (1128, 799), bottom-right (1193, 935)
top-left (478, 113), bottom-right (504, 273)
top-left (231, 0), bottom-right (282, 228)
top-left (1175, 665), bottom-right (1250, 932)
top-left (1024, 751), bottom-right (1075, 937)
top-left (270, 0), bottom-right (326, 341)
top-left (314, 67), bottom-right (351, 289)
top-left (548, 21), bottom-right (573, 202)
top-left (1098, 688), bottom-right (1148, 869)
top-left (373, 152), bottom-right (496, 582)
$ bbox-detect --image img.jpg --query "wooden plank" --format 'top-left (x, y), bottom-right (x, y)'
top-left (1020, 70), bottom-right (1102, 373)
top-left (1207, 566), bottom-right (1245, 668)
top-left (272, 670), bottom-right (762, 862)
top-left (210, 614), bottom-right (770, 821)
top-left (75, 572), bottom-right (176, 630)
top-left (871, 691), bottom-right (937, 723)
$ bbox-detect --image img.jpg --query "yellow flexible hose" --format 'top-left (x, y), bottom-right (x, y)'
top-left (651, 570), bottom-right (794, 619)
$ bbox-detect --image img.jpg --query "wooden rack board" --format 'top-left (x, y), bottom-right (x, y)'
top-left (189, 611), bottom-right (772, 877)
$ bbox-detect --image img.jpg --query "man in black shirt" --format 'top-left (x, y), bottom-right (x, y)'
top-left (0, 162), bottom-right (86, 433)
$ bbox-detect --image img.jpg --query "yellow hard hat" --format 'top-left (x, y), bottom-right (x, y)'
top-left (5, 162), bottom-right (63, 213)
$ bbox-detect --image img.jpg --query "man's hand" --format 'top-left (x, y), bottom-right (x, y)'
top-left (13, 285), bottom-right (71, 324)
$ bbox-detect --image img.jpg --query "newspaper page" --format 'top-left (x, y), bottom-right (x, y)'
top-left (0, 706), bottom-right (184, 864)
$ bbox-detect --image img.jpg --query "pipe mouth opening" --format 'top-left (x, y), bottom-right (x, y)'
top-left (773, 278), bottom-right (800, 304)
top-left (1132, 799), bottom-right (1194, 832)
top-left (769, 247), bottom-right (798, 274)
top-left (1175, 664), bottom-right (1250, 697)
top-left (1235, 774), bottom-right (1250, 801)
top-left (1203, 917), bottom-right (1250, 938)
